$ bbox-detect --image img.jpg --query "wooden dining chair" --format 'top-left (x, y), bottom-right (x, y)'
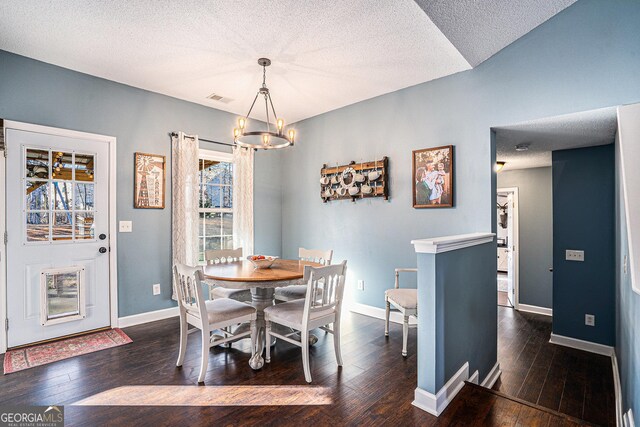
top-left (274, 248), bottom-right (333, 302)
top-left (174, 263), bottom-right (258, 383)
top-left (264, 261), bottom-right (347, 383)
top-left (385, 268), bottom-right (418, 357)
top-left (206, 248), bottom-right (252, 303)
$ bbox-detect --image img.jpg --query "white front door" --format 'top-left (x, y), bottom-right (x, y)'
top-left (6, 128), bottom-right (111, 348)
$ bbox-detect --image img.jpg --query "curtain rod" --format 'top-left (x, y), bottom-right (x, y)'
top-left (169, 132), bottom-right (234, 148)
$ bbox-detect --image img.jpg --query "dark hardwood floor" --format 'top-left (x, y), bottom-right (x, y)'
top-left (0, 306), bottom-right (613, 426)
top-left (494, 306), bottom-right (615, 426)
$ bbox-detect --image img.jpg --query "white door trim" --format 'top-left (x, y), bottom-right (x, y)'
top-left (0, 145), bottom-right (5, 354)
top-left (497, 187), bottom-right (520, 309)
top-left (0, 120), bottom-right (118, 353)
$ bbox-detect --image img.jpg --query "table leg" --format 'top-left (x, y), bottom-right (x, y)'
top-left (292, 331), bottom-right (319, 346)
top-left (248, 287), bottom-right (273, 370)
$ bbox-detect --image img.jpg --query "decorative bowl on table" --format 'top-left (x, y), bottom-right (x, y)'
top-left (247, 255), bottom-right (278, 269)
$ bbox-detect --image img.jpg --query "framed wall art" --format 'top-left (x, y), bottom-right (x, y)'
top-left (413, 145), bottom-right (454, 208)
top-left (134, 152), bottom-right (166, 209)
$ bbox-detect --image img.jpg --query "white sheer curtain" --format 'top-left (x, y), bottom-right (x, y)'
top-left (171, 132), bottom-right (199, 299)
top-left (233, 146), bottom-right (254, 255)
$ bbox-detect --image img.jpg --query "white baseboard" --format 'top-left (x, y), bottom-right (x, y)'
top-left (613, 353), bottom-right (624, 427)
top-left (549, 333), bottom-right (614, 356)
top-left (412, 362), bottom-right (469, 416)
top-left (118, 306), bottom-right (179, 328)
top-left (518, 304), bottom-right (553, 317)
top-left (349, 302), bottom-right (418, 326)
top-left (481, 362), bottom-right (501, 388)
top-left (469, 370), bottom-right (479, 384)
top-left (624, 409), bottom-right (635, 427)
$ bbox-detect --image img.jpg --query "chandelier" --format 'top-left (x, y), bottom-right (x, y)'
top-left (233, 58), bottom-right (296, 150)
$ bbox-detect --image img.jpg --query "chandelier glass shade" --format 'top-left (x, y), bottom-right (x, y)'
top-left (233, 58), bottom-right (296, 150)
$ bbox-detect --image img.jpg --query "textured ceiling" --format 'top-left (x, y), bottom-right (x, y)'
top-left (414, 0), bottom-right (576, 66)
top-left (0, 1), bottom-right (574, 124)
top-left (494, 107), bottom-right (618, 171)
top-left (0, 0), bottom-right (470, 123)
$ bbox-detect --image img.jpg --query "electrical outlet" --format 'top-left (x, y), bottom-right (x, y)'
top-left (565, 249), bottom-right (584, 262)
top-left (357, 280), bottom-right (364, 291)
top-left (119, 221), bottom-right (133, 233)
top-left (152, 284), bottom-right (161, 295)
top-left (585, 314), bottom-right (595, 326)
top-left (624, 255), bottom-right (628, 274)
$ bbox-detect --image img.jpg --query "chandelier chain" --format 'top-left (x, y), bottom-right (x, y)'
top-left (262, 64), bottom-right (267, 87)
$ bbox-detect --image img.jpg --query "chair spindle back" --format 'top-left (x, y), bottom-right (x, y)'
top-left (304, 261), bottom-right (347, 319)
top-left (299, 247), bottom-right (333, 266)
top-left (173, 264), bottom-right (207, 320)
top-left (205, 248), bottom-right (243, 265)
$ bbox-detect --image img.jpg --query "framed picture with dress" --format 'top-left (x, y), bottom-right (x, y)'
top-left (134, 152), bottom-right (166, 209)
top-left (412, 145), bottom-right (454, 208)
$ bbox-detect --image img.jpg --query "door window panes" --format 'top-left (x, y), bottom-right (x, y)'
top-left (53, 212), bottom-right (73, 241)
top-left (75, 212), bottom-right (95, 240)
top-left (26, 212), bottom-right (49, 242)
top-left (26, 149), bottom-right (50, 179)
top-left (26, 181), bottom-right (49, 210)
top-left (24, 148), bottom-right (98, 243)
top-left (74, 183), bottom-right (94, 210)
top-left (52, 182), bottom-right (73, 211)
top-left (74, 153), bottom-right (95, 182)
top-left (51, 151), bottom-right (73, 180)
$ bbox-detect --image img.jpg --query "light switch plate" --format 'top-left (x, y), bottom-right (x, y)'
top-left (565, 249), bottom-right (584, 262)
top-left (357, 280), bottom-right (364, 291)
top-left (119, 221), bottom-right (133, 233)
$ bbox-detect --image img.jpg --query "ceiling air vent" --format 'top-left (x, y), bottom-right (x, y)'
top-left (206, 93), bottom-right (233, 104)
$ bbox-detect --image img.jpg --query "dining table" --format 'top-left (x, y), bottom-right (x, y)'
top-left (202, 259), bottom-right (322, 370)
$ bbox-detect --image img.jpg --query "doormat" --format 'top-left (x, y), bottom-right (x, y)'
top-left (3, 328), bottom-right (132, 374)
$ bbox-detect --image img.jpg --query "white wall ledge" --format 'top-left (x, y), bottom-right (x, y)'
top-left (412, 232), bottom-right (495, 254)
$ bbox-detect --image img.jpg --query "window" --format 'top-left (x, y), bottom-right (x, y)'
top-left (198, 151), bottom-right (234, 262)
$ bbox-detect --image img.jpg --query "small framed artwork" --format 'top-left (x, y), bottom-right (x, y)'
top-left (134, 152), bottom-right (166, 209)
top-left (413, 145), bottom-right (454, 208)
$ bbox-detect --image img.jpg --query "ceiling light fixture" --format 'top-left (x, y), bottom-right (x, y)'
top-left (495, 161), bottom-right (506, 172)
top-left (233, 58), bottom-right (296, 150)
top-left (515, 143), bottom-right (530, 152)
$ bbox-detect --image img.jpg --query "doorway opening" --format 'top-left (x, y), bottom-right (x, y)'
top-left (492, 105), bottom-right (617, 317)
top-left (496, 187), bottom-right (518, 308)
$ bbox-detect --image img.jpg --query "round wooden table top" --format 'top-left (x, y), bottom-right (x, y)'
top-left (202, 259), bottom-right (322, 283)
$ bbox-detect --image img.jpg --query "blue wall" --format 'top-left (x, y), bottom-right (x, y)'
top-left (552, 145), bottom-right (615, 346)
top-left (0, 51), bottom-right (282, 317)
top-left (498, 167), bottom-right (554, 309)
top-left (417, 243), bottom-right (496, 393)
top-left (280, 0), bottom-right (640, 311)
top-left (616, 136), bottom-right (640, 419)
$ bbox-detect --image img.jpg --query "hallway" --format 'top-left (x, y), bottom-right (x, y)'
top-left (494, 307), bottom-right (615, 426)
